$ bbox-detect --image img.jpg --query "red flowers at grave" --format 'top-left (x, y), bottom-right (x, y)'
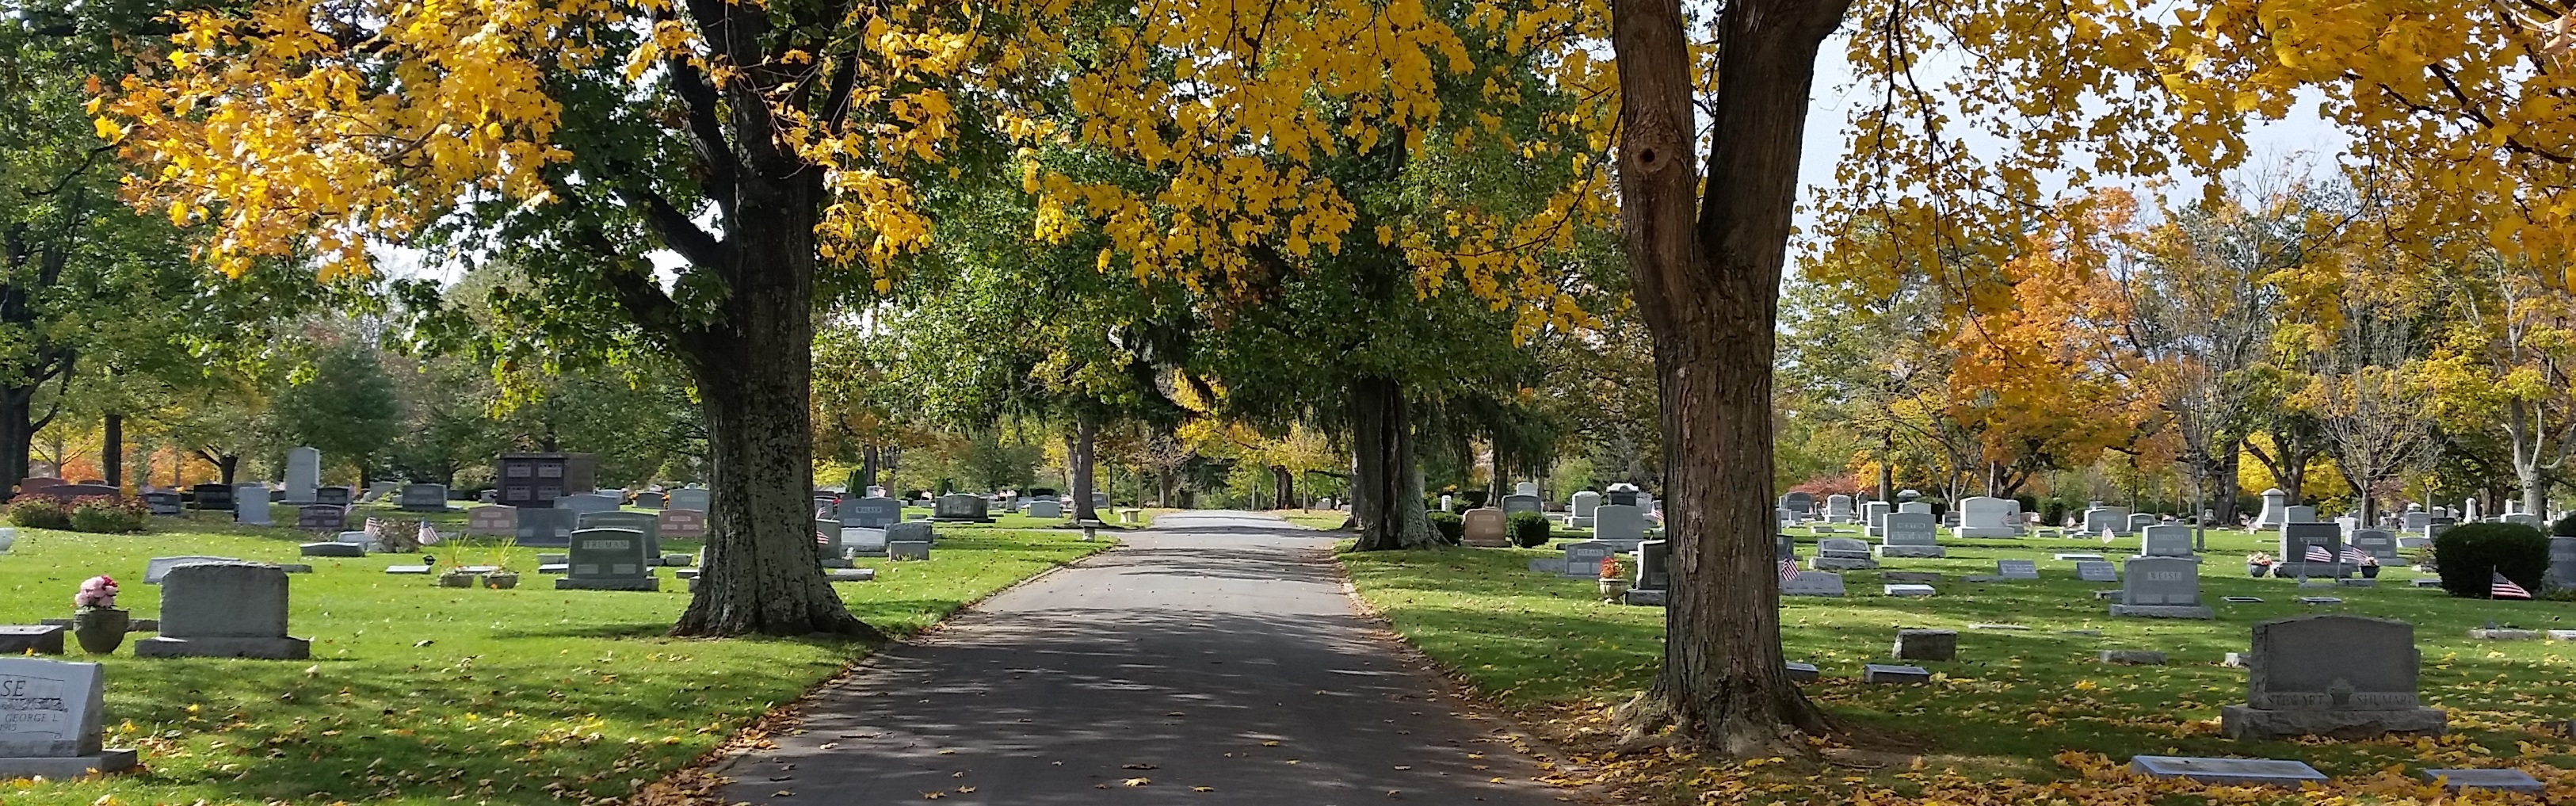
top-left (1598, 556), bottom-right (1622, 580)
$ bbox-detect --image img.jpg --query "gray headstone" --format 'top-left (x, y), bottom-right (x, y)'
top-left (2139, 524), bottom-right (2194, 557)
top-left (841, 497), bottom-right (903, 529)
top-left (314, 487), bottom-right (352, 507)
top-left (1860, 664), bottom-right (1930, 683)
top-left (1883, 584), bottom-right (1936, 597)
top-left (1559, 541), bottom-right (1618, 579)
top-left (840, 527), bottom-right (888, 555)
top-left (2075, 560), bottom-right (2119, 583)
top-left (1892, 628), bottom-right (1956, 661)
top-left (632, 491), bottom-right (666, 509)
top-left (0, 658), bottom-right (137, 775)
top-left (552, 493), bottom-right (621, 515)
top-left (2110, 556), bottom-right (2211, 618)
top-left (296, 504), bottom-right (347, 532)
top-left (667, 488), bottom-right (710, 512)
top-left (2277, 522), bottom-right (2347, 578)
top-left (932, 494), bottom-right (990, 522)
top-left (397, 483), bottom-right (450, 512)
top-left (1632, 541), bottom-right (1669, 590)
top-left (1955, 496), bottom-right (2020, 537)
top-left (139, 491), bottom-right (182, 517)
top-left (143, 556), bottom-right (244, 585)
top-left (233, 484), bottom-right (270, 525)
top-left (516, 506), bottom-right (578, 547)
top-left (2421, 769), bottom-right (2544, 793)
top-left (886, 521), bottom-right (935, 544)
top-left (1592, 504), bottom-right (1647, 545)
top-left (2128, 756), bottom-right (2326, 786)
top-left (2349, 529), bottom-right (2399, 563)
top-left (1501, 495), bottom-right (1542, 517)
top-left (134, 563), bottom-right (310, 659)
top-left (1995, 560), bottom-right (2039, 579)
top-left (889, 541), bottom-right (931, 561)
top-left (1024, 499), bottom-right (1063, 518)
top-left (2219, 614), bottom-right (2448, 740)
top-left (1781, 571), bottom-right (1845, 597)
top-left (557, 528), bottom-right (658, 591)
top-left (577, 510), bottom-right (661, 556)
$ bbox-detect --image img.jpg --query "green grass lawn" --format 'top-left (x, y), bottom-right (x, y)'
top-left (1, 514), bottom-right (1106, 805)
top-left (1341, 525), bottom-right (2576, 802)
top-left (1273, 510), bottom-right (1348, 530)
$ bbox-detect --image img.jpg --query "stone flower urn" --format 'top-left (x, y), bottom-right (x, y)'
top-left (72, 606), bottom-right (129, 655)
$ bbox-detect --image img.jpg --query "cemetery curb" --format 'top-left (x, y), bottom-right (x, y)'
top-left (1329, 556), bottom-right (1617, 805)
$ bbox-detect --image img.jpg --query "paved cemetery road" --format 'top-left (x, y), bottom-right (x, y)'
top-left (714, 510), bottom-right (1582, 806)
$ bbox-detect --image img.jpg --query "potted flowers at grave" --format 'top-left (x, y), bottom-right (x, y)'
top-left (437, 562), bottom-right (477, 587)
top-left (1598, 556), bottom-right (1628, 600)
top-left (2246, 552), bottom-right (2274, 578)
top-left (71, 575), bottom-right (128, 655)
top-left (483, 539), bottom-right (527, 590)
top-left (2358, 554), bottom-right (2380, 579)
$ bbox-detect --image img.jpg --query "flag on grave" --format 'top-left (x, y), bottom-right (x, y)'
top-left (2339, 544), bottom-right (2369, 564)
top-left (1778, 558), bottom-right (1800, 584)
top-left (2304, 544), bottom-right (2334, 563)
top-left (2493, 572), bottom-right (2533, 600)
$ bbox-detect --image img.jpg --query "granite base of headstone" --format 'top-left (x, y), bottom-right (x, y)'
top-left (1883, 584), bottom-right (1936, 597)
top-left (825, 569), bottom-right (878, 583)
top-left (889, 541), bottom-right (931, 561)
top-left (133, 563), bottom-right (310, 659)
top-left (0, 659), bottom-right (138, 777)
top-left (1620, 588), bottom-right (1666, 606)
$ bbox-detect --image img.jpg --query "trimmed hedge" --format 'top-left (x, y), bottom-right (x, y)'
top-left (6, 495), bottom-right (69, 530)
top-left (2433, 521), bottom-right (2549, 598)
top-left (1505, 512), bottom-right (1551, 548)
top-left (2555, 511), bottom-right (2576, 538)
top-left (1425, 511), bottom-right (1464, 544)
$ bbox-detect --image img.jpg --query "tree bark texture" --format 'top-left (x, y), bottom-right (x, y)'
top-left (657, 163), bottom-right (876, 640)
top-left (104, 412), bottom-right (122, 489)
top-left (1071, 416), bottom-right (1100, 521)
top-left (1271, 466), bottom-right (1296, 510)
top-left (1349, 376), bottom-right (1435, 551)
top-left (1608, 0), bottom-right (1846, 756)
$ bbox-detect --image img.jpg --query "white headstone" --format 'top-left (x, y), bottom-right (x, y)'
top-left (2254, 488), bottom-right (2288, 528)
top-left (1956, 496), bottom-right (2020, 537)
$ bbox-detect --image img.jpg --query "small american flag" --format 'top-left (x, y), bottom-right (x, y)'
top-left (416, 520), bottom-right (441, 546)
top-left (364, 518), bottom-right (387, 537)
top-left (1778, 558), bottom-right (1800, 583)
top-left (2304, 544), bottom-right (2334, 563)
top-left (2338, 544), bottom-right (2368, 564)
top-left (2492, 572), bottom-right (2533, 600)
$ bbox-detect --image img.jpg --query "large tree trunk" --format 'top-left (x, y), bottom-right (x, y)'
top-left (0, 388), bottom-right (33, 491)
top-left (1606, 0), bottom-right (1844, 758)
top-left (1271, 466), bottom-right (1296, 510)
top-left (1071, 415), bottom-right (1100, 521)
top-left (104, 413), bottom-right (122, 489)
top-left (668, 181), bottom-right (878, 639)
top-left (1349, 376), bottom-right (1434, 550)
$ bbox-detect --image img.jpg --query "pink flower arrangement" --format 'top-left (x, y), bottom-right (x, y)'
top-left (74, 575), bottom-right (118, 609)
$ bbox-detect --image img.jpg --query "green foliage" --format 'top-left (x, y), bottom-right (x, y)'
top-left (6, 495), bottom-right (68, 529)
top-left (64, 496), bottom-right (144, 533)
top-left (1505, 511), bottom-right (1551, 548)
top-left (2433, 522), bottom-right (2549, 598)
top-left (2555, 512), bottom-right (2576, 538)
top-left (270, 339), bottom-right (401, 476)
top-left (1425, 510), bottom-right (1464, 544)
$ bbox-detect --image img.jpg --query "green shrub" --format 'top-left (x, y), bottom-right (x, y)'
top-left (6, 495), bottom-right (69, 530)
top-left (1506, 512), bottom-right (1551, 548)
top-left (2554, 511), bottom-right (2576, 537)
top-left (66, 496), bottom-right (147, 533)
top-left (1425, 511), bottom-right (1464, 544)
top-left (2433, 521), bottom-right (2549, 598)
